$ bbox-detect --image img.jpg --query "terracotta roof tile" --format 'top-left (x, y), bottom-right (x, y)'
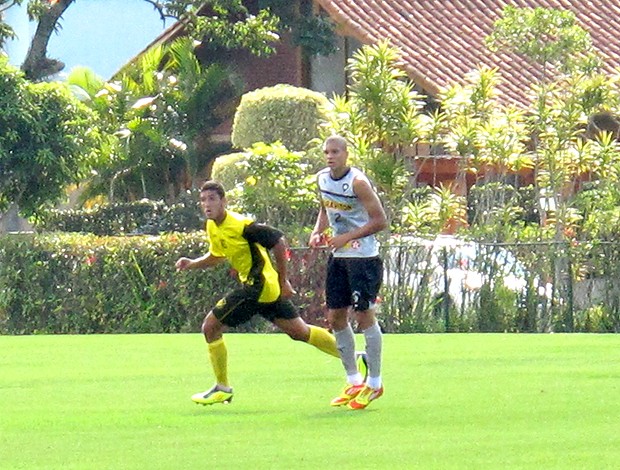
top-left (316, 0), bottom-right (620, 107)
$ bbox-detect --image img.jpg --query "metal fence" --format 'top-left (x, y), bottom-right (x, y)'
top-left (289, 238), bottom-right (620, 333)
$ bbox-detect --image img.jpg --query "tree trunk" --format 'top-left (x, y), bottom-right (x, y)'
top-left (21, 0), bottom-right (75, 81)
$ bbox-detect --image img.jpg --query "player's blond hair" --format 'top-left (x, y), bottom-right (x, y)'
top-left (323, 135), bottom-right (348, 151)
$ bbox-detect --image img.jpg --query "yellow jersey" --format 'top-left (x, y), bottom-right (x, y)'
top-left (206, 211), bottom-right (282, 303)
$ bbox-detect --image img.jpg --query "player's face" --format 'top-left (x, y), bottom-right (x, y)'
top-left (323, 141), bottom-right (348, 171)
top-left (200, 190), bottom-right (226, 222)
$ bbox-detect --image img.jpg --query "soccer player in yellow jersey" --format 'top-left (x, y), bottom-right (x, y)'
top-left (176, 181), bottom-right (339, 406)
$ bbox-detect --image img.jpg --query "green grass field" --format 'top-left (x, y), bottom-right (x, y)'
top-left (1, 333), bottom-right (619, 469)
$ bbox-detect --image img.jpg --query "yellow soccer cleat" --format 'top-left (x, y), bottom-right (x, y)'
top-left (191, 385), bottom-right (234, 406)
top-left (347, 385), bottom-right (384, 410)
top-left (330, 383), bottom-right (365, 407)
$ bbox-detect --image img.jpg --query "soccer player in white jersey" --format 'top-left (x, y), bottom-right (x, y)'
top-left (309, 135), bottom-right (388, 409)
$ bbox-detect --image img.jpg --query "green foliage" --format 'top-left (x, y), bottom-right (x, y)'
top-left (211, 151), bottom-right (249, 190)
top-left (0, 58), bottom-right (101, 218)
top-left (486, 5), bottom-right (594, 74)
top-left (72, 37), bottom-right (242, 205)
top-left (1, 231), bottom-right (619, 333)
top-left (400, 185), bottom-right (467, 236)
top-left (572, 180), bottom-right (620, 241)
top-left (574, 301), bottom-right (620, 332)
top-left (476, 284), bottom-right (519, 332)
top-left (292, 13), bottom-right (338, 56)
top-left (225, 142), bottom-right (320, 242)
top-left (193, 8), bottom-right (280, 57)
top-left (437, 66), bottom-right (532, 174)
top-left (231, 84), bottom-right (330, 151)
top-left (34, 195), bottom-right (204, 235)
top-left (0, 232), bottom-right (234, 334)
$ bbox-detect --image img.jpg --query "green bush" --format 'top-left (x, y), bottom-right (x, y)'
top-left (0, 232), bottom-right (331, 335)
top-left (34, 195), bottom-right (204, 235)
top-left (231, 84), bottom-right (330, 151)
top-left (0, 232), bottom-right (234, 334)
top-left (211, 152), bottom-right (250, 190)
top-left (224, 142), bottom-right (320, 244)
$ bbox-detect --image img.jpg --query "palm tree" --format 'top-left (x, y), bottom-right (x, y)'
top-left (69, 38), bottom-right (242, 204)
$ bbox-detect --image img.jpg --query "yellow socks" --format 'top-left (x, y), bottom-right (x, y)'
top-left (208, 338), bottom-right (229, 387)
top-left (308, 325), bottom-right (340, 358)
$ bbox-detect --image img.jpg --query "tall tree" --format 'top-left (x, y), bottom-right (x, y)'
top-left (0, 56), bottom-right (102, 217)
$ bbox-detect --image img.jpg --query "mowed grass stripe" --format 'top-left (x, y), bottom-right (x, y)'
top-left (1, 333), bottom-right (619, 469)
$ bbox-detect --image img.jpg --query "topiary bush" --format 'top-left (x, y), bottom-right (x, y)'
top-left (211, 151), bottom-right (250, 191)
top-left (231, 84), bottom-right (330, 151)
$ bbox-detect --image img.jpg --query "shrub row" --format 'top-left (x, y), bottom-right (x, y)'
top-left (2, 233), bottom-right (620, 335)
top-left (0, 232), bottom-right (234, 334)
top-left (0, 233), bottom-right (333, 335)
top-left (34, 195), bottom-right (204, 235)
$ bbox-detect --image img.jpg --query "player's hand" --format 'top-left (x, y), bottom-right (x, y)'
top-left (328, 234), bottom-right (350, 250)
top-left (175, 257), bottom-right (193, 271)
top-left (309, 232), bottom-right (330, 248)
top-left (280, 279), bottom-right (297, 299)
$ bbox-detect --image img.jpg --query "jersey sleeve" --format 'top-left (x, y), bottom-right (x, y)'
top-left (243, 223), bottom-right (283, 249)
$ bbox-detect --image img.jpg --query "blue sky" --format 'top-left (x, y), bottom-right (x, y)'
top-left (4, 0), bottom-right (170, 79)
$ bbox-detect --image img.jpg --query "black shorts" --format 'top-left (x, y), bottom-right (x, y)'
top-left (211, 284), bottom-right (298, 328)
top-left (326, 255), bottom-right (383, 311)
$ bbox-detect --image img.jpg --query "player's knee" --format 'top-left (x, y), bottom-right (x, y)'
top-left (201, 312), bottom-right (221, 337)
top-left (285, 323), bottom-right (310, 342)
top-left (328, 308), bottom-right (349, 331)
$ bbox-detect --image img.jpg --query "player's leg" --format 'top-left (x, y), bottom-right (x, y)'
top-left (328, 306), bottom-right (366, 406)
top-left (272, 311), bottom-right (339, 358)
top-left (347, 257), bottom-right (384, 410)
top-left (192, 288), bottom-right (256, 406)
top-left (191, 312), bottom-right (234, 405)
top-left (323, 257), bottom-right (366, 405)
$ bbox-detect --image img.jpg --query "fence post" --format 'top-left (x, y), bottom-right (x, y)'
top-left (565, 243), bottom-right (574, 332)
top-left (441, 246), bottom-right (450, 331)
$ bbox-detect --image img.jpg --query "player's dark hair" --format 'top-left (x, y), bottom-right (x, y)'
top-left (200, 180), bottom-right (226, 199)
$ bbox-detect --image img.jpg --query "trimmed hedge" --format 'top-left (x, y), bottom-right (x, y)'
top-left (0, 232), bottom-right (236, 334)
top-left (0, 233), bottom-right (330, 335)
top-left (34, 195), bottom-right (204, 235)
top-left (231, 84), bottom-right (330, 151)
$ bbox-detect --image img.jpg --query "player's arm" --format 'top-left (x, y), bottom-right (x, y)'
top-left (243, 223), bottom-right (296, 298)
top-left (329, 177), bottom-right (387, 250)
top-left (310, 176), bottom-right (330, 247)
top-left (175, 253), bottom-right (226, 271)
top-left (270, 236), bottom-right (296, 298)
top-left (309, 202), bottom-right (330, 248)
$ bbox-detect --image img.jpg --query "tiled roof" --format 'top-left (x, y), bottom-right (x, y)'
top-left (316, 0), bottom-right (620, 108)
